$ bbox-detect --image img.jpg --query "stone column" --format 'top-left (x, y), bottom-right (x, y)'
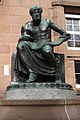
top-left (66, 59), bottom-right (76, 89)
top-left (52, 5), bottom-right (67, 54)
top-left (52, 5), bottom-right (68, 84)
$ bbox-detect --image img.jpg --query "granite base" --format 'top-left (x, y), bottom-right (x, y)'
top-left (4, 82), bottom-right (76, 100)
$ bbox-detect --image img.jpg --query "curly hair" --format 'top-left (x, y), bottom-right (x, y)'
top-left (29, 5), bottom-right (43, 16)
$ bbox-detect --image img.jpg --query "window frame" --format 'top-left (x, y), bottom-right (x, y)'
top-left (75, 60), bottom-right (80, 88)
top-left (65, 14), bottom-right (80, 50)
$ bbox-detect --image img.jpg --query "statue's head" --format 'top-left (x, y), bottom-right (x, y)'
top-left (29, 6), bottom-right (43, 22)
top-left (29, 6), bottom-right (43, 16)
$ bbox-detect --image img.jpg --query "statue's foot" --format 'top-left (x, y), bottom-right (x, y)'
top-left (11, 81), bottom-right (20, 85)
top-left (25, 73), bottom-right (37, 83)
top-left (55, 79), bottom-right (62, 84)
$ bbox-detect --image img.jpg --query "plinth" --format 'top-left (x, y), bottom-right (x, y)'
top-left (3, 82), bottom-right (79, 120)
top-left (4, 82), bottom-right (76, 100)
top-left (0, 99), bottom-right (80, 120)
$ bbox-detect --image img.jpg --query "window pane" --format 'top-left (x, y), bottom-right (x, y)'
top-left (66, 19), bottom-right (72, 24)
top-left (73, 19), bottom-right (79, 25)
top-left (75, 74), bottom-right (80, 84)
top-left (75, 61), bottom-right (80, 84)
top-left (73, 19), bottom-right (79, 31)
top-left (68, 41), bottom-right (74, 47)
top-left (74, 34), bottom-right (80, 40)
top-left (75, 41), bottom-right (80, 47)
top-left (74, 26), bottom-right (79, 31)
top-left (75, 62), bottom-right (80, 72)
top-left (70, 34), bottom-right (73, 40)
top-left (66, 25), bottom-right (72, 31)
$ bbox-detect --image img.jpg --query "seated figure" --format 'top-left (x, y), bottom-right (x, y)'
top-left (13, 6), bottom-right (71, 83)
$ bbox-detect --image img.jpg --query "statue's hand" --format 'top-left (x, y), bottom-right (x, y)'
top-left (19, 34), bottom-right (33, 42)
top-left (60, 32), bottom-right (71, 42)
top-left (48, 32), bottom-right (71, 47)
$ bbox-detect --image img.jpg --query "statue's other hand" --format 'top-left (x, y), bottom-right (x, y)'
top-left (61, 32), bottom-right (71, 42)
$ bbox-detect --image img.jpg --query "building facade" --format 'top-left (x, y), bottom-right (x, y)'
top-left (0, 0), bottom-right (80, 98)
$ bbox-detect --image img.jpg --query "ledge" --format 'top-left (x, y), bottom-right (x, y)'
top-left (0, 99), bottom-right (80, 106)
top-left (0, 99), bottom-right (80, 120)
top-left (52, 0), bottom-right (80, 7)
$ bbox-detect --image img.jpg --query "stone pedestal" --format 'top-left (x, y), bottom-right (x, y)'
top-left (4, 82), bottom-right (76, 100)
top-left (3, 82), bottom-right (78, 120)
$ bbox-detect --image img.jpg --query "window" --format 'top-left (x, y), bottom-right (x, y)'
top-left (75, 61), bottom-right (80, 88)
top-left (65, 14), bottom-right (80, 49)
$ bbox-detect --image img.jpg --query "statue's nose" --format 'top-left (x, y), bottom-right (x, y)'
top-left (35, 13), bottom-right (39, 17)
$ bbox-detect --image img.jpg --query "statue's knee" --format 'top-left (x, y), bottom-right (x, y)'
top-left (42, 45), bottom-right (52, 55)
top-left (17, 42), bottom-right (25, 50)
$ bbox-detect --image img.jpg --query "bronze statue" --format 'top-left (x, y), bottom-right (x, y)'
top-left (14, 5), bottom-right (71, 83)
